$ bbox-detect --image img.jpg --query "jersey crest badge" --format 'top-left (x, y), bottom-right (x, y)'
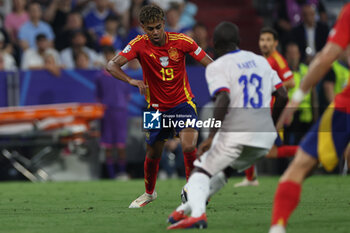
top-left (160, 56), bottom-right (169, 67)
top-left (168, 47), bottom-right (179, 61)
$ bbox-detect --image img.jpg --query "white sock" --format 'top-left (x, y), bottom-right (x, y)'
top-left (187, 172), bottom-right (210, 217)
top-left (176, 203), bottom-right (191, 215)
top-left (209, 171), bottom-right (227, 197)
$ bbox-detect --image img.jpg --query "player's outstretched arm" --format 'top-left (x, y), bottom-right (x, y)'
top-left (197, 91), bottom-right (230, 156)
top-left (106, 54), bottom-right (148, 95)
top-left (198, 55), bottom-right (214, 67)
top-left (271, 86), bottom-right (288, 128)
top-left (282, 78), bottom-right (295, 89)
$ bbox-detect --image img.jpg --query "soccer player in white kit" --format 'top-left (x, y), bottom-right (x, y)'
top-left (167, 22), bottom-right (288, 230)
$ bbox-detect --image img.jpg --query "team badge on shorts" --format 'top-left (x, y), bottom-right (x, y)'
top-left (143, 110), bottom-right (162, 129)
top-left (160, 56), bottom-right (169, 67)
top-left (168, 47), bottom-right (179, 61)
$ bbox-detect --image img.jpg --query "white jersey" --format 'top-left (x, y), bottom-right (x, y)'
top-left (205, 50), bottom-right (282, 149)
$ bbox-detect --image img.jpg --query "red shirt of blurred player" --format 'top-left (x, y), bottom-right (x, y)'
top-left (328, 3), bottom-right (350, 112)
top-left (119, 32), bottom-right (206, 111)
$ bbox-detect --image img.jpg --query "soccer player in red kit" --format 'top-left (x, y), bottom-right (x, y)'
top-left (235, 27), bottom-right (297, 188)
top-left (106, 5), bottom-right (213, 208)
top-left (269, 3), bottom-right (350, 233)
top-left (261, 27), bottom-right (294, 89)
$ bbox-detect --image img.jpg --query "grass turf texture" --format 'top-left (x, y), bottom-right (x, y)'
top-left (0, 176), bottom-right (349, 233)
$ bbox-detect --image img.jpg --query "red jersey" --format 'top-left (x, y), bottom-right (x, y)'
top-left (267, 51), bottom-right (293, 82)
top-left (328, 3), bottom-right (350, 112)
top-left (119, 32), bottom-right (206, 111)
top-left (267, 51), bottom-right (293, 108)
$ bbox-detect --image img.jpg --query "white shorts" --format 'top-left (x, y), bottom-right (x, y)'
top-left (194, 138), bottom-right (269, 176)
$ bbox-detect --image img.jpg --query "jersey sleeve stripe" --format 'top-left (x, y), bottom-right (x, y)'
top-left (145, 79), bottom-right (151, 105)
top-left (182, 75), bottom-right (197, 113)
top-left (169, 34), bottom-right (193, 41)
top-left (178, 33), bottom-right (194, 41)
top-left (129, 36), bottom-right (141, 45)
top-left (183, 75), bottom-right (193, 102)
top-left (168, 35), bottom-right (194, 44)
top-left (129, 35), bottom-right (145, 45)
top-left (169, 38), bottom-right (194, 44)
top-left (212, 87), bottom-right (230, 97)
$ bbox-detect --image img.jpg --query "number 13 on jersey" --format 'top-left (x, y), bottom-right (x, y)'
top-left (238, 73), bottom-right (263, 108)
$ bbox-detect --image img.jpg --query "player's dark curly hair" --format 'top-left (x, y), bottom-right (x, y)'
top-left (213, 22), bottom-right (240, 57)
top-left (260, 27), bottom-right (279, 40)
top-left (139, 5), bottom-right (165, 25)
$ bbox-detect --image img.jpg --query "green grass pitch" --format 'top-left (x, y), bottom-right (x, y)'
top-left (0, 176), bottom-right (349, 233)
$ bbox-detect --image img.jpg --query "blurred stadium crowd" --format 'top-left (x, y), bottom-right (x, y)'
top-left (0, 0), bottom-right (204, 71)
top-left (0, 0), bottom-right (349, 180)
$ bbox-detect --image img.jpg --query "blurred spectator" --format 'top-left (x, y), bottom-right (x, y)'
top-left (4, 0), bottom-right (29, 43)
top-left (0, 29), bottom-right (18, 68)
top-left (124, 0), bottom-right (148, 45)
top-left (99, 15), bottom-right (124, 51)
top-left (0, 52), bottom-right (16, 71)
top-left (165, 3), bottom-right (191, 34)
top-left (0, 28), bottom-right (12, 53)
top-left (125, 25), bottom-right (144, 47)
top-left (43, 52), bottom-right (61, 76)
top-left (73, 50), bottom-right (90, 69)
top-left (21, 34), bottom-right (61, 76)
top-left (44, 0), bottom-right (73, 36)
top-left (291, 4), bottom-right (329, 63)
top-left (109, 0), bottom-right (131, 31)
top-left (55, 12), bottom-right (95, 51)
top-left (274, 0), bottom-right (327, 53)
top-left (32, 0), bottom-right (51, 9)
top-left (284, 42), bottom-right (313, 144)
top-left (60, 30), bottom-right (103, 69)
top-left (71, 0), bottom-right (91, 11)
top-left (186, 23), bottom-right (214, 65)
top-left (149, 0), bottom-right (184, 11)
top-left (0, 53), bottom-right (6, 71)
top-left (0, 0), bottom-right (12, 18)
top-left (179, 0), bottom-right (197, 29)
top-left (129, 0), bottom-right (148, 28)
top-left (149, 0), bottom-right (196, 29)
top-left (0, 31), bottom-right (16, 71)
top-left (95, 46), bottom-right (130, 180)
top-left (18, 2), bottom-right (55, 50)
top-left (83, 0), bottom-right (114, 40)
